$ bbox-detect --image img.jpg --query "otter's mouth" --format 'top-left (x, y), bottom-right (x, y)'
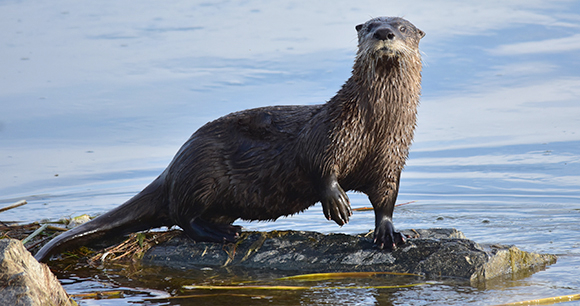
top-left (379, 46), bottom-right (394, 53)
top-left (373, 41), bottom-right (398, 57)
top-left (375, 46), bottom-right (397, 57)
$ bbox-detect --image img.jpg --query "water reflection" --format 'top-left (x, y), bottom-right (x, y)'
top-left (1, 0), bottom-right (580, 305)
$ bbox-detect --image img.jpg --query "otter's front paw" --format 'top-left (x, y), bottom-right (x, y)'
top-left (374, 217), bottom-right (406, 251)
top-left (321, 182), bottom-right (352, 226)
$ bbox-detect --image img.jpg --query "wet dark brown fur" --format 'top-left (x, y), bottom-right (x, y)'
top-left (35, 17), bottom-right (425, 262)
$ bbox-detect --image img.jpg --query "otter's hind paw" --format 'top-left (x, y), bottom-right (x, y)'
top-left (184, 219), bottom-right (241, 243)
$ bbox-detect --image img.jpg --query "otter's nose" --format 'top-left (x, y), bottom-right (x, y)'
top-left (373, 28), bottom-right (396, 41)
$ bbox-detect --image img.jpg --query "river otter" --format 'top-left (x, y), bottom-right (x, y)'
top-left (35, 17), bottom-right (425, 262)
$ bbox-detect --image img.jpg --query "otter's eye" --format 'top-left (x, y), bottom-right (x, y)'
top-left (399, 26), bottom-right (407, 33)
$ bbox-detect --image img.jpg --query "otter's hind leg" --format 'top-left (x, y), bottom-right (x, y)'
top-left (182, 218), bottom-right (241, 243)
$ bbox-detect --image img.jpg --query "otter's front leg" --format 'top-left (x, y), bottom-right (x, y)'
top-left (320, 174), bottom-right (352, 226)
top-left (370, 175), bottom-right (406, 250)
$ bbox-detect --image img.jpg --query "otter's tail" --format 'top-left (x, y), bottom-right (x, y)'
top-left (35, 176), bottom-right (169, 262)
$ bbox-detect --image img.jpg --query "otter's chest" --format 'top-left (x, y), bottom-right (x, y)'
top-left (335, 123), bottom-right (413, 188)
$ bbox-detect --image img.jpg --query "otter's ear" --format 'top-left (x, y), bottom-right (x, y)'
top-left (417, 28), bottom-right (426, 39)
top-left (355, 24), bottom-right (364, 32)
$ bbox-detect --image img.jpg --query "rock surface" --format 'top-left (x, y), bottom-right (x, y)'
top-left (0, 239), bottom-right (74, 306)
top-left (142, 228), bottom-right (557, 285)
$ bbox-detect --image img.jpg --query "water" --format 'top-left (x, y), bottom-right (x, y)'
top-left (1, 0), bottom-right (580, 305)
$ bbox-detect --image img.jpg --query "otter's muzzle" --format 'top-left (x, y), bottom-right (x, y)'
top-left (373, 27), bottom-right (396, 41)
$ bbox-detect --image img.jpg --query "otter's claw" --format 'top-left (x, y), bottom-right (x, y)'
top-left (321, 181), bottom-right (352, 226)
top-left (374, 217), bottom-right (406, 251)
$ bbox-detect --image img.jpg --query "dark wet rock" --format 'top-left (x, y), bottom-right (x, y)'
top-left (141, 228), bottom-right (556, 284)
top-left (0, 239), bottom-right (74, 306)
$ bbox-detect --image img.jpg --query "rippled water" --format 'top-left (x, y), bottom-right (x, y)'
top-left (1, 1), bottom-right (580, 305)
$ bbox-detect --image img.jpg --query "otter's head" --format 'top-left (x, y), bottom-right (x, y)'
top-left (355, 17), bottom-right (425, 60)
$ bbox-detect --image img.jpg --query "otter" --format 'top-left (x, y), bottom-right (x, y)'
top-left (35, 17), bottom-right (425, 262)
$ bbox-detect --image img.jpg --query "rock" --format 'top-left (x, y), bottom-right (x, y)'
top-left (0, 239), bottom-right (74, 306)
top-left (141, 228), bottom-right (556, 285)
top-left (65, 214), bottom-right (91, 229)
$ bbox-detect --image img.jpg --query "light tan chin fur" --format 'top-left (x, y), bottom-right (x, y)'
top-left (373, 40), bottom-right (407, 57)
top-left (372, 39), bottom-right (418, 62)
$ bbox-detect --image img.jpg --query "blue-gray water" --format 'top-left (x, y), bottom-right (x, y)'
top-left (1, 1), bottom-right (579, 305)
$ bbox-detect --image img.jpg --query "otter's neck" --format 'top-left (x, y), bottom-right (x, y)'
top-left (332, 53), bottom-right (422, 132)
